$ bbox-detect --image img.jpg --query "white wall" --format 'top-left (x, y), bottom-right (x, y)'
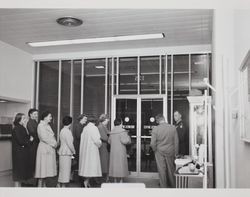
top-left (0, 41), bottom-right (33, 173)
top-left (0, 40), bottom-right (33, 102)
top-left (233, 10), bottom-right (250, 188)
top-left (213, 9), bottom-right (250, 188)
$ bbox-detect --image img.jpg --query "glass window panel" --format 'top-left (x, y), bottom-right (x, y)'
top-left (72, 59), bottom-right (82, 130)
top-left (140, 56), bottom-right (160, 94)
top-left (114, 58), bottom-right (117, 95)
top-left (38, 61), bottom-right (59, 135)
top-left (191, 54), bottom-right (209, 89)
top-left (173, 54), bottom-right (189, 91)
top-left (167, 55), bottom-right (172, 124)
top-left (161, 56), bottom-right (166, 94)
top-left (119, 57), bottom-right (138, 94)
top-left (60, 60), bottom-right (71, 129)
top-left (107, 58), bottom-right (112, 130)
top-left (83, 59), bottom-right (105, 118)
top-left (172, 54), bottom-right (189, 126)
top-left (33, 61), bottom-right (38, 108)
top-left (173, 98), bottom-right (190, 154)
top-left (115, 99), bottom-right (137, 172)
top-left (209, 53), bottom-right (212, 91)
top-left (141, 98), bottom-right (163, 172)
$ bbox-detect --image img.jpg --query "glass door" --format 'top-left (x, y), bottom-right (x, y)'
top-left (140, 98), bottom-right (163, 173)
top-left (114, 96), bottom-right (167, 177)
top-left (115, 98), bottom-right (137, 173)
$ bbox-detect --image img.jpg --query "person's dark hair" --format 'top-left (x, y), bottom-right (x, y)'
top-left (99, 114), bottom-right (109, 123)
top-left (40, 110), bottom-right (52, 121)
top-left (28, 108), bottom-right (38, 117)
top-left (155, 114), bottom-right (165, 122)
top-left (62, 116), bottom-right (72, 126)
top-left (87, 115), bottom-right (97, 124)
top-left (77, 113), bottom-right (87, 121)
top-left (13, 113), bottom-right (25, 126)
top-left (114, 118), bottom-right (122, 126)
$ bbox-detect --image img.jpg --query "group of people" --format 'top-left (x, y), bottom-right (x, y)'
top-left (11, 109), bottom-right (132, 187)
top-left (11, 107), bottom-right (188, 188)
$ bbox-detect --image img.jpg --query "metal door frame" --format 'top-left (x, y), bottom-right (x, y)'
top-left (112, 94), bottom-right (167, 178)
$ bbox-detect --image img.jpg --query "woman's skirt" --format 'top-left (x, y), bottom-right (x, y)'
top-left (58, 155), bottom-right (72, 183)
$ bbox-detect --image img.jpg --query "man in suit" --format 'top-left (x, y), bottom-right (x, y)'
top-left (174, 111), bottom-right (189, 156)
top-left (150, 114), bottom-right (179, 188)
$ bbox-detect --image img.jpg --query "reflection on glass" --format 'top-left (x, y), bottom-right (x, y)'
top-left (83, 59), bottom-right (105, 118)
top-left (119, 57), bottom-right (138, 94)
top-left (61, 60), bottom-right (71, 129)
top-left (72, 60), bottom-right (82, 130)
top-left (39, 61), bottom-right (59, 135)
top-left (141, 99), bottom-right (163, 172)
top-left (116, 99), bottom-right (137, 172)
top-left (140, 56), bottom-right (160, 94)
top-left (191, 54), bottom-right (209, 89)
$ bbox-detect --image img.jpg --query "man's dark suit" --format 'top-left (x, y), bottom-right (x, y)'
top-left (150, 122), bottom-right (179, 188)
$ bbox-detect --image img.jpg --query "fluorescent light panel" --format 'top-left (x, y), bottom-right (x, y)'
top-left (28, 33), bottom-right (164, 47)
top-left (95, 66), bottom-right (105, 69)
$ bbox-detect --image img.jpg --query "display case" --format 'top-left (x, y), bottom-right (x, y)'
top-left (187, 95), bottom-right (212, 164)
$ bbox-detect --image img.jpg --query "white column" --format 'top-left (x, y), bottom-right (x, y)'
top-left (212, 9), bottom-right (235, 188)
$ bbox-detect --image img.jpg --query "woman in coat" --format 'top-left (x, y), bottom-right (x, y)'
top-left (97, 114), bottom-right (110, 183)
top-left (108, 118), bottom-right (131, 183)
top-left (26, 108), bottom-right (39, 179)
top-left (58, 116), bottom-right (75, 187)
top-left (35, 111), bottom-right (57, 187)
top-left (12, 113), bottom-right (34, 187)
top-left (78, 116), bottom-right (102, 187)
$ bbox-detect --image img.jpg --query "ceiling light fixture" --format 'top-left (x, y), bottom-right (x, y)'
top-left (27, 33), bottom-right (165, 47)
top-left (0, 100), bottom-right (7, 103)
top-left (95, 66), bottom-right (105, 69)
top-left (56, 17), bottom-right (83, 27)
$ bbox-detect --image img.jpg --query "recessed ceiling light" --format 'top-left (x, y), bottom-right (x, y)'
top-left (56, 17), bottom-right (83, 27)
top-left (95, 66), bottom-right (105, 69)
top-left (0, 100), bottom-right (7, 103)
top-left (27, 33), bottom-right (165, 47)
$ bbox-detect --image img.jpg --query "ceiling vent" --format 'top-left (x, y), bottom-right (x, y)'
top-left (56, 17), bottom-right (83, 27)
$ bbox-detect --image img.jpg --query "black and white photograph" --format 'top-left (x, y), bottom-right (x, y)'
top-left (0, 1), bottom-right (250, 196)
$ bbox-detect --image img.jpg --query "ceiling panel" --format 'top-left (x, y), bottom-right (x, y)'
top-left (0, 9), bottom-right (213, 54)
